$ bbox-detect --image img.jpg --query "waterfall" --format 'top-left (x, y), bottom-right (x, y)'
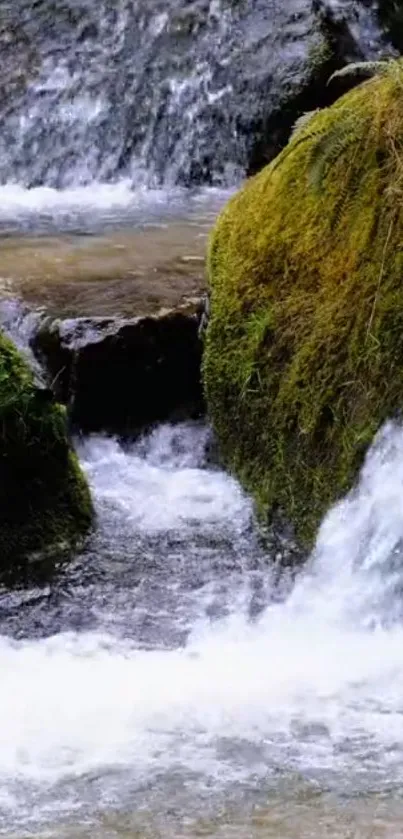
top-left (0, 0), bottom-right (388, 192)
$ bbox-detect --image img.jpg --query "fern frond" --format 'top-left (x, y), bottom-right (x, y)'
top-left (307, 109), bottom-right (370, 194)
top-left (328, 60), bottom-right (392, 85)
top-left (331, 163), bottom-right (362, 229)
top-left (271, 120), bottom-right (325, 176)
top-left (308, 116), bottom-right (357, 190)
top-left (290, 110), bottom-right (320, 142)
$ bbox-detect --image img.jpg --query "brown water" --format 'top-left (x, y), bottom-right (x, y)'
top-left (25, 795), bottom-right (403, 839)
top-left (0, 220), bottom-right (210, 319)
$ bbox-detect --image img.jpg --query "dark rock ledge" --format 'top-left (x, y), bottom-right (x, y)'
top-left (31, 301), bottom-right (205, 437)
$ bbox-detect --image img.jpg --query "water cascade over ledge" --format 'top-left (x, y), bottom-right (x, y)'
top-left (0, 0), bottom-right (392, 235)
top-left (0, 0), bottom-right (390, 192)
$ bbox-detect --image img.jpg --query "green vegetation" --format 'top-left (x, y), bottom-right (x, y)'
top-left (327, 59), bottom-right (393, 84)
top-left (0, 332), bottom-right (92, 580)
top-left (203, 61), bottom-right (403, 546)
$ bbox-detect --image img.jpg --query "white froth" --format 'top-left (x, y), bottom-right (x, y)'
top-left (2, 422), bottom-right (403, 828)
top-left (0, 182), bottom-right (230, 228)
top-left (0, 181), bottom-right (156, 217)
top-left (77, 425), bottom-right (250, 535)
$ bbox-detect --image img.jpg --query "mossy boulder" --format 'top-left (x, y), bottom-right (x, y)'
top-left (203, 60), bottom-right (403, 547)
top-left (0, 332), bottom-right (92, 581)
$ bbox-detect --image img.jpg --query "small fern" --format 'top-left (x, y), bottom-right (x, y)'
top-left (271, 117), bottom-right (325, 175)
top-left (274, 58), bottom-right (402, 205)
top-left (290, 110), bottom-right (320, 142)
top-left (307, 110), bottom-right (365, 191)
top-left (328, 59), bottom-right (397, 85)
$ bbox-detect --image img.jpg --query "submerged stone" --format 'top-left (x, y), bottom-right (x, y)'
top-left (203, 60), bottom-right (403, 546)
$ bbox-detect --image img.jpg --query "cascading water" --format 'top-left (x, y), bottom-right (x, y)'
top-left (0, 0), bottom-right (391, 233)
top-left (2, 422), bottom-right (403, 836)
top-left (0, 0), bottom-right (327, 188)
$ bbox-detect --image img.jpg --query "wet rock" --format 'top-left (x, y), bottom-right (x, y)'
top-left (32, 305), bottom-right (205, 436)
top-left (375, 0), bottom-right (403, 51)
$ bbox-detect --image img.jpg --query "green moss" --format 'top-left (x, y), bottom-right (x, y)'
top-left (203, 60), bottom-right (403, 547)
top-left (307, 38), bottom-right (334, 73)
top-left (0, 332), bottom-right (92, 581)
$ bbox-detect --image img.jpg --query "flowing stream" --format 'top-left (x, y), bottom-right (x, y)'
top-left (1, 422), bottom-right (403, 837)
top-left (1, 1), bottom-right (403, 836)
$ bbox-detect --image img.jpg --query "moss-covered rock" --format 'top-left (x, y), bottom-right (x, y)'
top-left (203, 60), bottom-right (403, 547)
top-left (0, 332), bottom-right (92, 580)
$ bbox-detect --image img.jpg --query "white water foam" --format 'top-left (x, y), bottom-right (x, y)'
top-left (0, 181), bottom-right (168, 234)
top-left (78, 425), bottom-right (250, 536)
top-left (0, 182), bottom-right (230, 233)
top-left (2, 422), bottom-right (403, 827)
top-left (0, 181), bottom-right (135, 214)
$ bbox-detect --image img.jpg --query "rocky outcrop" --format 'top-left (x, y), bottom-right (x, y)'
top-left (32, 304), bottom-right (204, 436)
top-left (203, 61), bottom-right (403, 547)
top-left (376, 0), bottom-right (403, 51)
top-left (0, 331), bottom-right (92, 583)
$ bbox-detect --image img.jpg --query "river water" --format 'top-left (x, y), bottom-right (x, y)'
top-left (1, 420), bottom-right (403, 837)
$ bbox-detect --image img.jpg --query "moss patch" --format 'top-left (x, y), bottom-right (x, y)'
top-left (203, 60), bottom-right (403, 546)
top-left (0, 332), bottom-right (92, 581)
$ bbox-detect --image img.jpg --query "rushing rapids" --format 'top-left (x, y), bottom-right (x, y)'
top-left (1, 422), bottom-right (403, 836)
